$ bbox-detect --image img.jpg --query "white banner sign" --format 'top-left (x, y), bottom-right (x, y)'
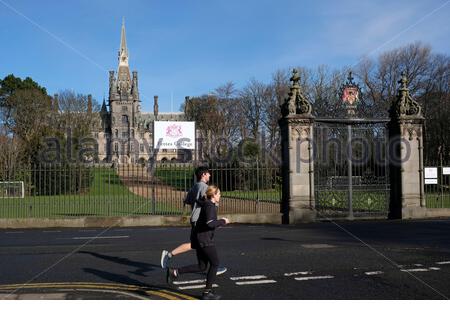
top-left (425, 179), bottom-right (438, 185)
top-left (443, 167), bottom-right (450, 175)
top-left (154, 121), bottom-right (195, 150)
top-left (424, 167), bottom-right (438, 179)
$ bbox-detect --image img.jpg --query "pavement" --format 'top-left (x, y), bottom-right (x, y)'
top-left (1, 219), bottom-right (450, 299)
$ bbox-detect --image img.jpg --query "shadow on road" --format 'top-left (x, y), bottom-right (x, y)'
top-left (79, 251), bottom-right (160, 276)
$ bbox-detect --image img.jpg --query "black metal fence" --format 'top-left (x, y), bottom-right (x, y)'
top-left (424, 164), bottom-right (450, 208)
top-left (0, 162), bottom-right (281, 219)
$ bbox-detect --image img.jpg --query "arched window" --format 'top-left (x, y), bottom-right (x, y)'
top-left (122, 115), bottom-right (129, 124)
top-left (115, 129), bottom-right (118, 138)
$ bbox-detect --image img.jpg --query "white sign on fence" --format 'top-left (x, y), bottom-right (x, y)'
top-left (443, 167), bottom-right (450, 175)
top-left (154, 121), bottom-right (195, 150)
top-left (425, 179), bottom-right (438, 185)
top-left (424, 167), bottom-right (438, 179)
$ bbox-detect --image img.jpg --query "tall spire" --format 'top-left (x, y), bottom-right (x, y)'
top-left (119, 18), bottom-right (128, 66)
top-left (117, 18), bottom-right (131, 95)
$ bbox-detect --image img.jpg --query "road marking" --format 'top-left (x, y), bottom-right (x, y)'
top-left (414, 264), bottom-right (423, 267)
top-left (173, 279), bottom-right (205, 285)
top-left (0, 282), bottom-right (191, 300)
top-left (284, 271), bottom-right (312, 277)
top-left (78, 230), bottom-right (98, 232)
top-left (71, 236), bottom-right (129, 240)
top-left (401, 268), bottom-right (429, 272)
top-left (43, 231), bottom-right (61, 233)
top-left (436, 261), bottom-right (450, 265)
top-left (178, 284), bottom-right (218, 290)
top-left (428, 267), bottom-right (441, 271)
top-left (230, 275), bottom-right (267, 281)
top-left (5, 231), bottom-right (24, 234)
top-left (301, 244), bottom-right (336, 249)
top-left (365, 271), bottom-right (384, 275)
top-left (235, 280), bottom-right (277, 286)
top-left (295, 275), bottom-right (334, 281)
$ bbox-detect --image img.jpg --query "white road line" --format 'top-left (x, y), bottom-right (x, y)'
top-left (43, 231), bottom-right (61, 233)
top-left (5, 231), bottom-right (24, 234)
top-left (428, 267), bottom-right (441, 271)
top-left (414, 264), bottom-right (423, 267)
top-left (284, 271), bottom-right (312, 277)
top-left (436, 261), bottom-right (450, 265)
top-left (401, 268), bottom-right (429, 272)
top-left (71, 236), bottom-right (129, 240)
top-left (365, 271), bottom-right (384, 275)
top-left (295, 275), bottom-right (334, 281)
top-left (78, 230), bottom-right (98, 232)
top-left (230, 275), bottom-right (267, 281)
top-left (178, 284), bottom-right (218, 290)
top-left (235, 280), bottom-right (277, 286)
top-left (173, 279), bottom-right (206, 285)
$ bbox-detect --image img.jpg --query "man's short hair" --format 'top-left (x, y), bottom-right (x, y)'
top-left (195, 166), bottom-right (210, 181)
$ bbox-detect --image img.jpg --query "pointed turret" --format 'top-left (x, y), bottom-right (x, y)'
top-left (101, 97), bottom-right (107, 113)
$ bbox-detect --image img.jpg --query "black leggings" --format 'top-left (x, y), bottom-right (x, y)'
top-left (177, 245), bottom-right (219, 290)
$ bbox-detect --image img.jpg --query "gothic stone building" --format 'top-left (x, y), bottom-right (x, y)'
top-left (94, 22), bottom-right (186, 164)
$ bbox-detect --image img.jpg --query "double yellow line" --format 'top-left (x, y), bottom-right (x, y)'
top-left (0, 282), bottom-right (196, 300)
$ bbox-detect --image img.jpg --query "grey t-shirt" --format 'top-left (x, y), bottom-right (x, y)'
top-left (184, 181), bottom-right (208, 224)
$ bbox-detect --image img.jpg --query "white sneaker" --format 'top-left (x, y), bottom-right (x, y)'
top-left (161, 250), bottom-right (170, 268)
top-left (216, 267), bottom-right (227, 275)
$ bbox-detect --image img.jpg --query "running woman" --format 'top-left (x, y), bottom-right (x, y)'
top-left (166, 185), bottom-right (229, 300)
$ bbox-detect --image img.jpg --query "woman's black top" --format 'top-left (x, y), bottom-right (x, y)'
top-left (191, 198), bottom-right (226, 248)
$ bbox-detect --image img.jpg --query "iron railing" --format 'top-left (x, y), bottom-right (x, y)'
top-left (0, 162), bottom-right (281, 219)
top-left (424, 164), bottom-right (450, 208)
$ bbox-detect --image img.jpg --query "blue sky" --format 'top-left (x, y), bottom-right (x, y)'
top-left (1, 0), bottom-right (449, 112)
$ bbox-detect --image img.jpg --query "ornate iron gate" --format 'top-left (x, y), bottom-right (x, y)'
top-left (314, 118), bottom-right (390, 219)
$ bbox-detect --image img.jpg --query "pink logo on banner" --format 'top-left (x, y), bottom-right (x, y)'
top-left (166, 124), bottom-right (183, 138)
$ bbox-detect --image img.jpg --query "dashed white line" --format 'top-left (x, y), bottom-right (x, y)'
top-left (284, 271), bottom-right (312, 277)
top-left (71, 236), bottom-right (129, 240)
top-left (428, 267), bottom-right (441, 271)
top-left (365, 271), bottom-right (384, 276)
top-left (43, 231), bottom-right (61, 233)
top-left (178, 284), bottom-right (219, 290)
top-left (401, 268), bottom-right (429, 272)
top-left (5, 231), bottom-right (24, 234)
top-left (230, 275), bottom-right (267, 281)
top-left (295, 275), bottom-right (334, 281)
top-left (436, 261), bottom-right (450, 265)
top-left (173, 279), bottom-right (206, 285)
top-left (235, 280), bottom-right (277, 286)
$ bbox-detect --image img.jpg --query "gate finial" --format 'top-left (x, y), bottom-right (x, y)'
top-left (281, 69), bottom-right (312, 117)
top-left (391, 71), bottom-right (422, 119)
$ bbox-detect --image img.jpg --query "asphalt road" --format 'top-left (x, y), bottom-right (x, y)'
top-left (1, 219), bottom-right (450, 299)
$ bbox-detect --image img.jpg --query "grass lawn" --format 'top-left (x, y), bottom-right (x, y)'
top-left (153, 166), bottom-right (194, 191)
top-left (426, 193), bottom-right (450, 208)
